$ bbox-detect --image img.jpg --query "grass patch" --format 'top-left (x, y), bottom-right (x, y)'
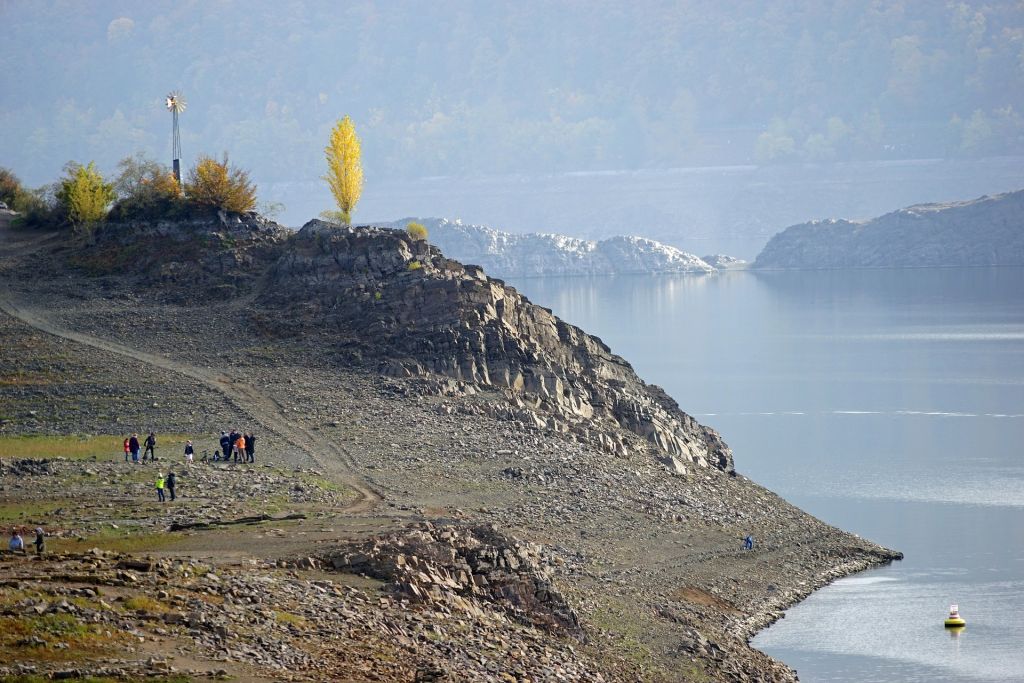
top-left (300, 474), bottom-right (345, 493)
top-left (59, 528), bottom-right (183, 554)
top-left (0, 433), bottom-right (196, 462)
top-left (274, 610), bottom-right (307, 627)
top-left (0, 613), bottom-right (125, 663)
top-left (0, 500), bottom-right (64, 524)
top-left (123, 595), bottom-right (167, 613)
top-left (582, 596), bottom-right (675, 683)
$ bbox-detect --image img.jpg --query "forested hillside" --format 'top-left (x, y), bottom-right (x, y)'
top-left (2, 1), bottom-right (1022, 184)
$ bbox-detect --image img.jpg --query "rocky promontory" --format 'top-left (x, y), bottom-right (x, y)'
top-left (382, 217), bottom-right (717, 277)
top-left (754, 189), bottom-right (1024, 269)
top-left (67, 214), bottom-right (734, 473)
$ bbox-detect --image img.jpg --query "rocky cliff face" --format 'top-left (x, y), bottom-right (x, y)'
top-left (382, 217), bottom-right (716, 277)
top-left (753, 189), bottom-right (1024, 269)
top-left (263, 220), bottom-right (733, 472)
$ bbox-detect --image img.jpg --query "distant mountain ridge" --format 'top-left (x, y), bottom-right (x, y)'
top-left (753, 190), bottom-right (1024, 269)
top-left (380, 217), bottom-right (725, 277)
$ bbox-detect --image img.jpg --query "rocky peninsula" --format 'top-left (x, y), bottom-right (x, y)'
top-left (0, 212), bottom-right (899, 681)
top-left (754, 189), bottom-right (1024, 269)
top-left (382, 218), bottom-right (718, 278)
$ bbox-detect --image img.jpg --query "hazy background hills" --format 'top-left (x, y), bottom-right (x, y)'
top-left (2, 1), bottom-right (1023, 256)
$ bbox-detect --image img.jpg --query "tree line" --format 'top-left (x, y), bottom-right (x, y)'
top-left (0, 116), bottom-right (365, 233)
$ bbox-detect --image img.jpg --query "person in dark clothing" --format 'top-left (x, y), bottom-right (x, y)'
top-left (245, 434), bottom-right (256, 463)
top-left (33, 527), bottom-right (45, 555)
top-left (227, 430), bottom-right (240, 463)
top-left (743, 534), bottom-right (754, 550)
top-left (129, 434), bottom-right (141, 463)
top-left (166, 471), bottom-right (177, 501)
top-left (220, 431), bottom-right (232, 461)
top-left (143, 432), bottom-right (157, 461)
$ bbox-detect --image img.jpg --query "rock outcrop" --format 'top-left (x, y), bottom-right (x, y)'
top-left (382, 217), bottom-right (716, 277)
top-left (263, 220), bottom-right (733, 471)
top-left (318, 522), bottom-right (583, 638)
top-left (46, 214), bottom-right (733, 472)
top-left (753, 189), bottom-right (1024, 269)
top-left (701, 254), bottom-right (747, 270)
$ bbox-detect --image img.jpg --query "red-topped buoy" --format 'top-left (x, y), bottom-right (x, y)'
top-left (944, 604), bottom-right (966, 628)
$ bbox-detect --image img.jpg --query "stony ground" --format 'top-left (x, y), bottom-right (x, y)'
top-left (0, 222), bottom-right (902, 682)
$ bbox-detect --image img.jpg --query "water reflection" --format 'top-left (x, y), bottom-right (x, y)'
top-left (512, 268), bottom-right (1024, 682)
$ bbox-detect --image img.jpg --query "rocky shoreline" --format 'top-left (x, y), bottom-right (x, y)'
top-left (0, 215), bottom-right (901, 681)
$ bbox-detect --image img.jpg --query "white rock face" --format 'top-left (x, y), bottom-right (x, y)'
top-left (701, 254), bottom-right (747, 270)
top-left (381, 218), bottom-right (717, 277)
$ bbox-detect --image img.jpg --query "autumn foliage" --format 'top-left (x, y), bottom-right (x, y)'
top-left (406, 221), bottom-right (428, 241)
top-left (324, 115), bottom-right (363, 225)
top-left (184, 154), bottom-right (257, 214)
top-left (56, 162), bottom-right (115, 228)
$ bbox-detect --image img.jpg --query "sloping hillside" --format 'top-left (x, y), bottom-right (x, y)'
top-left (754, 190), bottom-right (1024, 269)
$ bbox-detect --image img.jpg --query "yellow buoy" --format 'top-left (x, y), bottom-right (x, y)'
top-left (944, 604), bottom-right (966, 628)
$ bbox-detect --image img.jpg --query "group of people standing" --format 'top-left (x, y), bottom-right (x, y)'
top-left (120, 430), bottom-right (257, 466)
top-left (122, 432), bottom-right (158, 463)
top-left (216, 429), bottom-right (257, 463)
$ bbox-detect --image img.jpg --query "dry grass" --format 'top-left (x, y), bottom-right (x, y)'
top-left (274, 610), bottom-right (308, 627)
top-left (0, 612), bottom-right (126, 664)
top-left (122, 595), bottom-right (168, 613)
top-left (0, 433), bottom-right (194, 462)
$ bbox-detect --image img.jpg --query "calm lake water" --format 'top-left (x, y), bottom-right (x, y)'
top-left (513, 268), bottom-right (1024, 683)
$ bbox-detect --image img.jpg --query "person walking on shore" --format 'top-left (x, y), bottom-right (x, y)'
top-left (184, 440), bottom-right (194, 465)
top-left (129, 434), bottom-right (140, 463)
top-left (33, 527), bottom-right (44, 555)
top-left (245, 433), bottom-right (256, 463)
top-left (123, 437), bottom-right (131, 462)
top-left (156, 473), bottom-right (166, 502)
top-left (166, 471), bottom-right (177, 501)
top-left (143, 432), bottom-right (157, 461)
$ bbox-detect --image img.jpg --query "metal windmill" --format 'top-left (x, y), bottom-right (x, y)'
top-left (165, 91), bottom-right (187, 184)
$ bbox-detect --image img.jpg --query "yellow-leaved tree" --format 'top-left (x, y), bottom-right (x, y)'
top-left (56, 162), bottom-right (115, 229)
top-left (324, 115), bottom-right (363, 225)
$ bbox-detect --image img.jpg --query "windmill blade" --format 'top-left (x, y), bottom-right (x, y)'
top-left (165, 90), bottom-right (187, 113)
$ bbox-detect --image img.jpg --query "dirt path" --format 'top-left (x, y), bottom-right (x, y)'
top-left (0, 227), bottom-right (381, 515)
top-left (0, 290), bottom-right (381, 513)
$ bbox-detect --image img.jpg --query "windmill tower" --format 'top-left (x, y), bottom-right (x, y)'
top-left (165, 91), bottom-right (187, 184)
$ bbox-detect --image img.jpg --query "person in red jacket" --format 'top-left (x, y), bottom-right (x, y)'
top-left (123, 437), bottom-right (131, 462)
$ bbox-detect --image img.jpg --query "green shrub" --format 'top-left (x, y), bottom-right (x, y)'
top-left (11, 184), bottom-right (63, 228)
top-left (55, 161), bottom-right (115, 230)
top-left (107, 153), bottom-right (188, 221)
top-left (0, 167), bottom-right (26, 207)
top-left (407, 260), bottom-right (422, 271)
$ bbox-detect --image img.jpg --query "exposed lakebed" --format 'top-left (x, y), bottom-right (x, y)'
top-left (514, 267), bottom-right (1024, 682)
